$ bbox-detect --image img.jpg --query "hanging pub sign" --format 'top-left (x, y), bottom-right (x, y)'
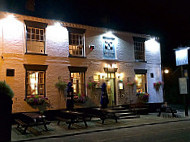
top-left (175, 48), bottom-right (189, 66)
top-left (103, 36), bottom-right (116, 59)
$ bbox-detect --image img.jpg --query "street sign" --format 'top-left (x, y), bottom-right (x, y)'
top-left (179, 77), bottom-right (188, 94)
top-left (175, 48), bottom-right (188, 66)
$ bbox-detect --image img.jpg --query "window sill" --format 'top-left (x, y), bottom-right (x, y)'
top-left (68, 55), bottom-right (86, 58)
top-left (25, 53), bottom-right (48, 56)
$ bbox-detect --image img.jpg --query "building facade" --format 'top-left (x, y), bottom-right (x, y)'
top-left (0, 12), bottom-right (163, 113)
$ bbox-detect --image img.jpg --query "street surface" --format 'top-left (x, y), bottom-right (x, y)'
top-left (28, 120), bottom-right (190, 142)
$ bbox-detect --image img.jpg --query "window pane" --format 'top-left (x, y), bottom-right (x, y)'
top-left (70, 72), bottom-right (85, 95)
top-left (69, 33), bottom-right (84, 56)
top-left (26, 71), bottom-right (45, 96)
top-left (135, 74), bottom-right (146, 92)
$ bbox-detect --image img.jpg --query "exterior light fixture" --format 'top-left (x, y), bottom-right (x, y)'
top-left (89, 45), bottom-right (95, 51)
top-left (164, 69), bottom-right (169, 74)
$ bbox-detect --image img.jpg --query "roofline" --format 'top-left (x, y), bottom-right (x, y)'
top-left (0, 10), bottom-right (158, 39)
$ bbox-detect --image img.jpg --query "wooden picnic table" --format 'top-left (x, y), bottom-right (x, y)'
top-left (56, 110), bottom-right (88, 129)
top-left (15, 112), bottom-right (51, 134)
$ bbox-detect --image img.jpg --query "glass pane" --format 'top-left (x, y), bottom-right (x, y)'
top-left (36, 29), bottom-right (39, 34)
top-left (32, 28), bottom-right (35, 34)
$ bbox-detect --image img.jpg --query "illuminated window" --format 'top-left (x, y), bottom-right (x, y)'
top-left (26, 71), bottom-right (45, 96)
top-left (69, 33), bottom-right (84, 56)
top-left (134, 37), bottom-right (145, 61)
top-left (25, 20), bottom-right (47, 54)
top-left (135, 74), bottom-right (146, 92)
top-left (70, 72), bottom-right (85, 95)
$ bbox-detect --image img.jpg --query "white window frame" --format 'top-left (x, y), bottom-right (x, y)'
top-left (134, 40), bottom-right (145, 61)
top-left (26, 26), bottom-right (45, 54)
top-left (26, 71), bottom-right (45, 97)
top-left (69, 33), bottom-right (84, 57)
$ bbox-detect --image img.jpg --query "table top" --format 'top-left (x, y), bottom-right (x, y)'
top-left (22, 112), bottom-right (46, 119)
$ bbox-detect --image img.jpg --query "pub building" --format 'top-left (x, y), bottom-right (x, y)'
top-left (0, 11), bottom-right (163, 113)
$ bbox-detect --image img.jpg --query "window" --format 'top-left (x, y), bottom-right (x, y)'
top-left (25, 20), bottom-right (47, 54)
top-left (26, 71), bottom-right (45, 96)
top-left (67, 27), bottom-right (85, 57)
top-left (69, 33), bottom-right (84, 56)
top-left (24, 64), bottom-right (48, 97)
top-left (70, 72), bottom-right (85, 96)
top-left (133, 37), bottom-right (145, 61)
top-left (26, 27), bottom-right (45, 54)
top-left (135, 74), bottom-right (146, 93)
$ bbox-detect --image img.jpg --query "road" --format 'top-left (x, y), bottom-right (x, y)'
top-left (29, 120), bottom-right (190, 142)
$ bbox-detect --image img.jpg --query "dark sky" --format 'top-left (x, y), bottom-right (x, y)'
top-left (1, 0), bottom-right (190, 67)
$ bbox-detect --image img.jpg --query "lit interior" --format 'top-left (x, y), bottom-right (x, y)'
top-left (135, 74), bottom-right (146, 92)
top-left (29, 72), bottom-right (38, 95)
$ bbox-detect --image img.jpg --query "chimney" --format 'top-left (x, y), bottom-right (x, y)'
top-left (25, 0), bottom-right (35, 12)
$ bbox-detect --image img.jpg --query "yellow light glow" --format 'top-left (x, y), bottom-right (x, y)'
top-left (116, 73), bottom-right (124, 79)
top-left (112, 64), bottom-right (117, 68)
top-left (164, 69), bottom-right (169, 74)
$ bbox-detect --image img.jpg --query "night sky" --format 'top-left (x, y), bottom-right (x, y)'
top-left (1, 0), bottom-right (190, 68)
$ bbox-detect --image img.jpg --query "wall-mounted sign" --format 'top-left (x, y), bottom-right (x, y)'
top-left (175, 48), bottom-right (188, 66)
top-left (118, 81), bottom-right (124, 90)
top-left (179, 77), bottom-right (188, 94)
top-left (103, 37), bottom-right (115, 59)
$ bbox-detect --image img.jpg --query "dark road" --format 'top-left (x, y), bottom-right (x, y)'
top-left (29, 120), bottom-right (190, 142)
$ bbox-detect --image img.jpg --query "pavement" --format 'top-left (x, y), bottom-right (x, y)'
top-left (11, 110), bottom-right (190, 142)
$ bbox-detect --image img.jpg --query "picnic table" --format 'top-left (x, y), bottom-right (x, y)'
top-left (56, 110), bottom-right (88, 129)
top-left (15, 112), bottom-right (51, 134)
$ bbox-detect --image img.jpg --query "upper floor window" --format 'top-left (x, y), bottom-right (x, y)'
top-left (67, 27), bottom-right (85, 57)
top-left (133, 37), bottom-right (145, 61)
top-left (24, 20), bottom-right (48, 54)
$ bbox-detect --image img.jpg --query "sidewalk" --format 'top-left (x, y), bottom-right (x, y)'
top-left (12, 112), bottom-right (190, 142)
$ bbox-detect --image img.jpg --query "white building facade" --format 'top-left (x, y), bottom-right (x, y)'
top-left (0, 12), bottom-right (163, 113)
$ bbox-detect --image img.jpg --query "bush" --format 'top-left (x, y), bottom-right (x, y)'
top-left (0, 81), bottom-right (14, 99)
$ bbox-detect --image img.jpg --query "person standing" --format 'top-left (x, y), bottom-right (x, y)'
top-left (66, 82), bottom-right (74, 110)
top-left (100, 82), bottom-right (109, 108)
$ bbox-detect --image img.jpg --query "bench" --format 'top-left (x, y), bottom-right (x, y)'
top-left (157, 107), bottom-right (177, 117)
top-left (76, 107), bottom-right (118, 124)
top-left (15, 113), bottom-right (51, 134)
top-left (56, 110), bottom-right (88, 129)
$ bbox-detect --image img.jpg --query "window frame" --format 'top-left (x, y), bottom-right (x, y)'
top-left (70, 71), bottom-right (86, 96)
top-left (25, 71), bottom-right (46, 97)
top-left (24, 20), bottom-right (48, 55)
top-left (133, 37), bottom-right (146, 62)
top-left (24, 64), bottom-right (48, 98)
top-left (69, 32), bottom-right (85, 57)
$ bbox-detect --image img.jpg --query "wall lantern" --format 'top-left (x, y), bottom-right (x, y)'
top-left (89, 45), bottom-right (95, 51)
top-left (118, 80), bottom-right (124, 90)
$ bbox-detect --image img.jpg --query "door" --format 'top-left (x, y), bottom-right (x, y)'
top-left (107, 78), bottom-right (115, 106)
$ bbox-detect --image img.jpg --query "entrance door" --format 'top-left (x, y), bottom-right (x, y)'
top-left (107, 78), bottom-right (115, 106)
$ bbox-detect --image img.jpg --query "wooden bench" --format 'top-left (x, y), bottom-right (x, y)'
top-left (15, 113), bottom-right (51, 134)
top-left (56, 110), bottom-right (88, 129)
top-left (76, 107), bottom-right (118, 124)
top-left (157, 107), bottom-right (177, 117)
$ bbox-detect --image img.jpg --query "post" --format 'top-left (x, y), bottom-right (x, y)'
top-left (181, 66), bottom-right (189, 116)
